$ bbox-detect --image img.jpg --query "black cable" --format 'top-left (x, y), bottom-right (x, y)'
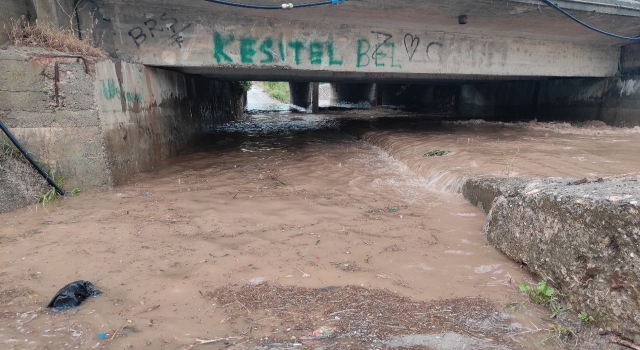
top-left (541, 0), bottom-right (640, 41)
top-left (203, 0), bottom-right (345, 10)
top-left (0, 120), bottom-right (65, 196)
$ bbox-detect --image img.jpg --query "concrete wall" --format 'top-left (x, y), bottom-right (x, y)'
top-left (621, 43), bottom-right (640, 75)
top-left (459, 81), bottom-right (538, 120)
top-left (0, 48), bottom-right (111, 190)
top-left (78, 0), bottom-right (622, 81)
top-left (0, 47), bottom-right (244, 197)
top-left (95, 60), bottom-right (244, 184)
top-left (536, 76), bottom-right (640, 127)
top-left (0, 0), bottom-right (36, 45)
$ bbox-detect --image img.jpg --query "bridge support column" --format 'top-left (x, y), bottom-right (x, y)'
top-left (289, 82), bottom-right (312, 109)
top-left (330, 83), bottom-right (377, 106)
top-left (311, 82), bottom-right (319, 113)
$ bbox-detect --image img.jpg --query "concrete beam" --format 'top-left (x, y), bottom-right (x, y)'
top-left (87, 2), bottom-right (621, 81)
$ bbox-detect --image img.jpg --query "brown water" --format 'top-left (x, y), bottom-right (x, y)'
top-left (1, 100), bottom-right (639, 349)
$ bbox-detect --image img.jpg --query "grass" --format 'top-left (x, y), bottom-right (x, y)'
top-left (259, 81), bottom-right (290, 103)
top-left (8, 16), bottom-right (105, 57)
top-left (519, 279), bottom-right (571, 318)
top-left (1, 137), bottom-right (20, 159)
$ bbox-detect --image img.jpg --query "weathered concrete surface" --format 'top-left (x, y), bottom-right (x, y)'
top-left (621, 43), bottom-right (640, 75)
top-left (32, 0), bottom-right (77, 31)
top-left (0, 0), bottom-right (36, 45)
top-left (77, 0), bottom-right (629, 81)
top-left (462, 176), bottom-right (538, 213)
top-left (0, 47), bottom-right (244, 200)
top-left (96, 60), bottom-right (245, 184)
top-left (479, 176), bottom-right (640, 342)
top-left (536, 76), bottom-right (640, 127)
top-left (0, 48), bottom-right (112, 190)
top-left (0, 146), bottom-right (50, 214)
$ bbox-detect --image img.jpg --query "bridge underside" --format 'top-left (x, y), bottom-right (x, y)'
top-left (80, 0), bottom-right (640, 82)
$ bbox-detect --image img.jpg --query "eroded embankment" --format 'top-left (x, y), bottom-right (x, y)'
top-left (356, 119), bottom-right (640, 344)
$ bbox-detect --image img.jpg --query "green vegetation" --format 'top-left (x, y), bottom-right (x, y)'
top-left (519, 279), bottom-right (571, 318)
top-left (260, 81), bottom-right (290, 103)
top-left (239, 81), bottom-right (252, 92)
top-left (1, 137), bottom-right (20, 158)
top-left (579, 312), bottom-right (590, 325)
top-left (38, 172), bottom-right (64, 206)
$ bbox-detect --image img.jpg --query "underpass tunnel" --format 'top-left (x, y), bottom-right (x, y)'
top-left (240, 77), bottom-right (636, 126)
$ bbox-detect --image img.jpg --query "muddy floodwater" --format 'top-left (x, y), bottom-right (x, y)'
top-left (1, 88), bottom-right (640, 349)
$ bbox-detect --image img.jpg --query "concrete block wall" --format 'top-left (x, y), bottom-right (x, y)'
top-left (0, 47), bottom-right (244, 198)
top-left (0, 48), bottom-right (111, 190)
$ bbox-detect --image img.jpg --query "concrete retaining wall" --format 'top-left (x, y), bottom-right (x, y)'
top-left (463, 176), bottom-right (640, 342)
top-left (95, 60), bottom-right (244, 184)
top-left (0, 47), bottom-right (244, 212)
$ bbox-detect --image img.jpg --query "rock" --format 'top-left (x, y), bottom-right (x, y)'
top-left (480, 176), bottom-right (640, 342)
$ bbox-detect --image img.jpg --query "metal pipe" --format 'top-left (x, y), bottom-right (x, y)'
top-left (0, 119), bottom-right (65, 196)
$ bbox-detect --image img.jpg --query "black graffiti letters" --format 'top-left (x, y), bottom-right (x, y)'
top-left (404, 34), bottom-right (420, 60)
top-left (128, 13), bottom-right (191, 48)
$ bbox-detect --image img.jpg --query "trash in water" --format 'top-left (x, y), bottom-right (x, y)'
top-left (424, 149), bottom-right (451, 157)
top-left (47, 280), bottom-right (102, 311)
top-left (301, 326), bottom-right (336, 341)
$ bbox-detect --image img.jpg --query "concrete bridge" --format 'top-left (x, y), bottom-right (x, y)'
top-left (80, 0), bottom-right (640, 80)
top-left (1, 0), bottom-right (640, 190)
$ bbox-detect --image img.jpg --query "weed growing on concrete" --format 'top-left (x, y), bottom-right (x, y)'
top-left (1, 137), bottom-right (20, 159)
top-left (519, 279), bottom-right (572, 318)
top-left (502, 148), bottom-right (520, 176)
top-left (260, 81), bottom-right (290, 103)
top-left (38, 172), bottom-right (64, 207)
top-left (70, 187), bottom-right (82, 196)
top-left (9, 16), bottom-right (105, 57)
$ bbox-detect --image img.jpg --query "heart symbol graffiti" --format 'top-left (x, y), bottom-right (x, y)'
top-left (404, 34), bottom-right (420, 60)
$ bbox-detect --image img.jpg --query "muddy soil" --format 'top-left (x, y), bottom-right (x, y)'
top-left (1, 93), bottom-right (639, 349)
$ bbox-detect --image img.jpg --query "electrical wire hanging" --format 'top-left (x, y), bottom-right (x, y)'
top-left (203, 0), bottom-right (346, 10)
top-left (540, 0), bottom-right (640, 41)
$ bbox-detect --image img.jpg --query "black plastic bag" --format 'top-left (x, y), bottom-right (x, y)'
top-left (47, 280), bottom-right (102, 311)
